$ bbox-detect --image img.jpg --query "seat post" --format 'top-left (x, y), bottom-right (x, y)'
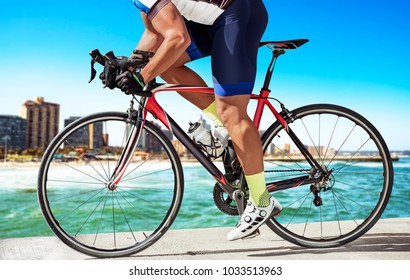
top-left (262, 49), bottom-right (285, 91)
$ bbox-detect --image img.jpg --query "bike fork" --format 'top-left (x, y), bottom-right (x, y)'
top-left (109, 99), bottom-right (146, 186)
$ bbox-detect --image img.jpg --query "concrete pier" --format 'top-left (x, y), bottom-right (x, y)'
top-left (0, 218), bottom-right (409, 260)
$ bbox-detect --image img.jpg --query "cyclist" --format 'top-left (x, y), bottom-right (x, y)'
top-left (113, 0), bottom-right (282, 241)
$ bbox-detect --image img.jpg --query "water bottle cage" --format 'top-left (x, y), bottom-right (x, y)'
top-left (195, 137), bottom-right (224, 159)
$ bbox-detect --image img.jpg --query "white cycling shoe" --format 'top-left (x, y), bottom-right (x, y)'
top-left (227, 196), bottom-right (282, 241)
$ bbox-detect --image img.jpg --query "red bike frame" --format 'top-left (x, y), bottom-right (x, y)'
top-left (145, 86), bottom-right (287, 132)
top-left (139, 85), bottom-right (291, 187)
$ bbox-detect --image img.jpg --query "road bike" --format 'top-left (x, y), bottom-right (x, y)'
top-left (38, 39), bottom-right (394, 258)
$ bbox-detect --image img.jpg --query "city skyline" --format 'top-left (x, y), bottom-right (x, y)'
top-left (4, 98), bottom-right (389, 161)
top-left (2, 93), bottom-right (410, 154)
top-left (1, 0), bottom-right (409, 150)
top-left (0, 100), bottom-right (177, 164)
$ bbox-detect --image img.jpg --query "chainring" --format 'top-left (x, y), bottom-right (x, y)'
top-left (212, 183), bottom-right (239, 216)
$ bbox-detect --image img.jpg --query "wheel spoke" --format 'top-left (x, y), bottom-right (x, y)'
top-left (59, 187), bottom-right (107, 222)
top-left (74, 189), bottom-right (110, 236)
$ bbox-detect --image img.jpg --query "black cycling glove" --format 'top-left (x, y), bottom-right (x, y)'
top-left (99, 62), bottom-right (118, 89)
top-left (116, 71), bottom-right (145, 94)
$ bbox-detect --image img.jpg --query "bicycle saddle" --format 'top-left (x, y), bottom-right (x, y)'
top-left (259, 39), bottom-right (309, 49)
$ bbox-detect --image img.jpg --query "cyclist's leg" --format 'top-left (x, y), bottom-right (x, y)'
top-left (210, 0), bottom-right (279, 240)
top-left (160, 20), bottom-right (215, 110)
top-left (211, 0), bottom-right (268, 187)
top-left (216, 95), bottom-right (264, 174)
top-left (216, 95), bottom-right (271, 206)
top-left (160, 53), bottom-right (214, 109)
top-left (217, 94), bottom-right (280, 241)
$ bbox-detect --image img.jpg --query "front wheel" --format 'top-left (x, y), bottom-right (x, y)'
top-left (38, 112), bottom-right (184, 258)
top-left (262, 104), bottom-right (393, 248)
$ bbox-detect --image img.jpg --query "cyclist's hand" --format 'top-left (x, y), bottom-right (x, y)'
top-left (116, 71), bottom-right (145, 94)
top-left (99, 66), bottom-right (117, 89)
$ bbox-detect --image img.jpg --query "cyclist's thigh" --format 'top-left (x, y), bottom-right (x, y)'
top-left (246, 0), bottom-right (268, 69)
top-left (184, 19), bottom-right (212, 61)
top-left (210, 0), bottom-right (268, 97)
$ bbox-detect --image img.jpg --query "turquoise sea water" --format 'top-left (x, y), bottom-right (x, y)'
top-left (0, 158), bottom-right (409, 239)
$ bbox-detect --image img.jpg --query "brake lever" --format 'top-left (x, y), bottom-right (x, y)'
top-left (88, 49), bottom-right (151, 89)
top-left (103, 61), bottom-right (117, 89)
top-left (88, 49), bottom-right (105, 83)
top-left (89, 60), bottom-right (97, 83)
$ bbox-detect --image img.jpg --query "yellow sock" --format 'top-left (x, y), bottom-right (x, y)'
top-left (246, 172), bottom-right (271, 207)
top-left (203, 101), bottom-right (224, 127)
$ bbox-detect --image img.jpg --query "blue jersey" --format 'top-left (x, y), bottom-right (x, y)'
top-left (132, 0), bottom-right (234, 25)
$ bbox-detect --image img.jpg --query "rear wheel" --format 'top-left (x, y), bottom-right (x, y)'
top-left (262, 104), bottom-right (393, 247)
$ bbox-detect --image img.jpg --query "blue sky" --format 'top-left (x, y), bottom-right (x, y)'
top-left (0, 0), bottom-right (409, 150)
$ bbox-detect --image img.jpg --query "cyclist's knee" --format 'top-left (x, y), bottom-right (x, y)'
top-left (216, 95), bottom-right (250, 124)
top-left (216, 106), bottom-right (229, 127)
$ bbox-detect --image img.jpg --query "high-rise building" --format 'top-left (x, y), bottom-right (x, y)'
top-left (284, 143), bottom-right (291, 154)
top-left (64, 116), bottom-right (104, 150)
top-left (20, 97), bottom-right (59, 150)
top-left (0, 115), bottom-right (27, 150)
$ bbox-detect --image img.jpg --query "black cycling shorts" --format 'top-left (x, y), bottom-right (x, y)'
top-left (185, 0), bottom-right (268, 96)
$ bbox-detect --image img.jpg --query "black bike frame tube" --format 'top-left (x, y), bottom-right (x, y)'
top-left (286, 127), bottom-right (324, 171)
top-left (143, 93), bottom-right (227, 185)
top-left (267, 176), bottom-right (319, 193)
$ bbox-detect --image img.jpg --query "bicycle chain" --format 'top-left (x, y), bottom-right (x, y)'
top-left (265, 169), bottom-right (310, 173)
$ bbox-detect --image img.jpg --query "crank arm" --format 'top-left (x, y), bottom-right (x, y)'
top-left (232, 190), bottom-right (246, 216)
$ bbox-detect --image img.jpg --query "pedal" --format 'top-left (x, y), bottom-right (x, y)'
top-left (242, 229), bottom-right (260, 240)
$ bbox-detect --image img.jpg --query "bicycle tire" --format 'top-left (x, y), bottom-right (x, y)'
top-left (38, 112), bottom-right (184, 258)
top-left (262, 104), bottom-right (393, 248)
